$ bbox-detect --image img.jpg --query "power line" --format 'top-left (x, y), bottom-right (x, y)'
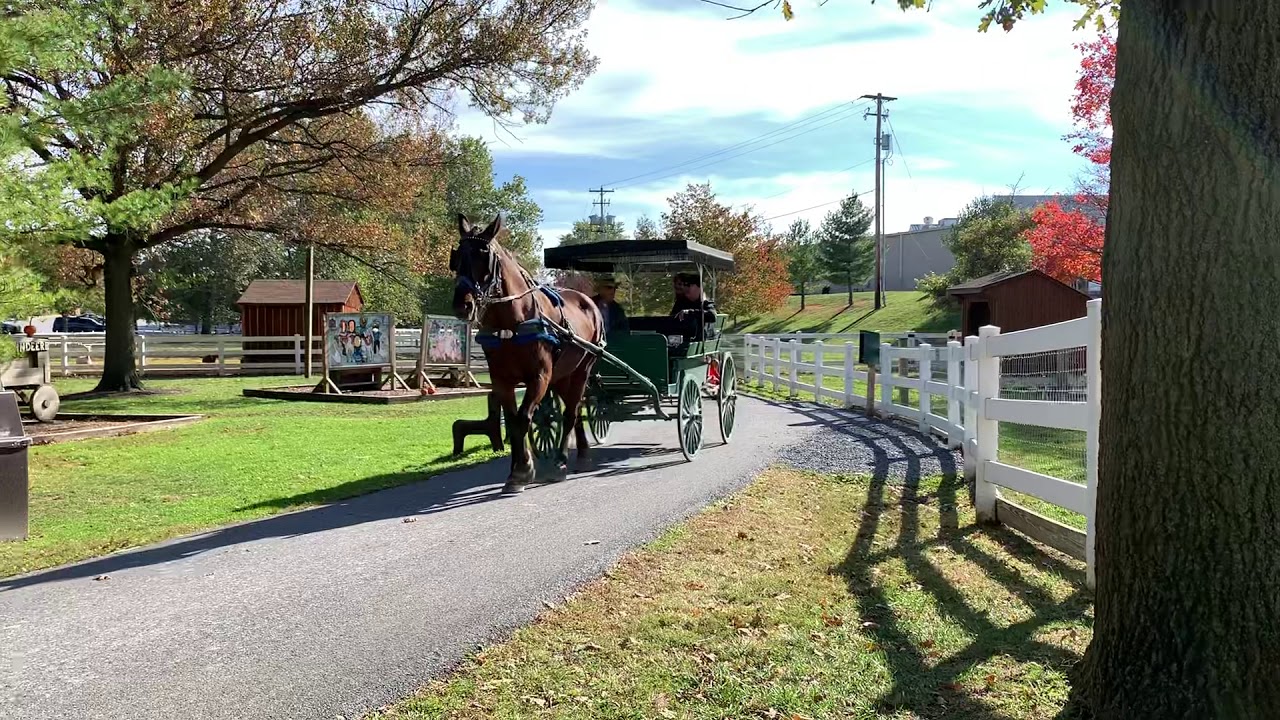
top-left (737, 158), bottom-right (877, 209)
top-left (762, 187), bottom-right (875, 222)
top-left (606, 102), bottom-right (870, 189)
top-left (885, 116), bottom-right (915, 183)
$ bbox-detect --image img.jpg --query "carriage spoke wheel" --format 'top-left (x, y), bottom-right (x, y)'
top-left (717, 354), bottom-right (737, 444)
top-left (585, 392), bottom-right (612, 446)
top-left (30, 384), bottom-right (60, 423)
top-left (529, 392), bottom-right (564, 463)
top-left (677, 375), bottom-right (704, 461)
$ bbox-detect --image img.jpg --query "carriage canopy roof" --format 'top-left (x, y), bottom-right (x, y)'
top-left (543, 239), bottom-right (735, 273)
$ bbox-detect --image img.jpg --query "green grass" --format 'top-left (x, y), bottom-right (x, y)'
top-left (1, 376), bottom-right (499, 578)
top-left (376, 468), bottom-right (1092, 719)
top-left (729, 291), bottom-right (960, 335)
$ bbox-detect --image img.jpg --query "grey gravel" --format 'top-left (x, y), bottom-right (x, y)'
top-left (771, 399), bottom-right (961, 482)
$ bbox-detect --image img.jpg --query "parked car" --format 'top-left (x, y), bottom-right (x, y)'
top-left (52, 316), bottom-right (106, 333)
top-left (1, 322), bottom-right (21, 334)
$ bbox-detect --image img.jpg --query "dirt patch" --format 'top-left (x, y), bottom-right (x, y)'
top-left (243, 384), bottom-right (489, 405)
top-left (21, 413), bottom-right (204, 445)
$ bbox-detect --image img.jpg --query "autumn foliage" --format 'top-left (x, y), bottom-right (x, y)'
top-left (1027, 31), bottom-right (1113, 285)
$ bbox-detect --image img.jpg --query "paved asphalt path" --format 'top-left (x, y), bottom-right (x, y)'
top-left (0, 397), bottom-right (844, 720)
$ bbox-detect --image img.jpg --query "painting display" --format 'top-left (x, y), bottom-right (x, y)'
top-left (325, 313), bottom-right (392, 369)
top-left (424, 316), bottom-right (469, 366)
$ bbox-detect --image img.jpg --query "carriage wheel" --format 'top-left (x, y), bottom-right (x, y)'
top-left (585, 392), bottom-right (612, 446)
top-left (30, 384), bottom-right (59, 423)
top-left (717, 354), bottom-right (737, 444)
top-left (677, 375), bottom-right (704, 461)
top-left (529, 391), bottom-right (563, 462)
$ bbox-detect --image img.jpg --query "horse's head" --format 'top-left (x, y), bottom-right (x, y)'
top-left (450, 213), bottom-right (505, 321)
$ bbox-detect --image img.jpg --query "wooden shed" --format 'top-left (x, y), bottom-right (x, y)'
top-left (237, 280), bottom-right (364, 365)
top-left (948, 269), bottom-right (1089, 338)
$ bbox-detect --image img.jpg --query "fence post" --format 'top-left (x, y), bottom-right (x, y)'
top-left (963, 336), bottom-right (979, 484)
top-left (947, 341), bottom-right (962, 449)
top-left (918, 343), bottom-right (932, 433)
top-left (880, 343), bottom-right (893, 413)
top-left (60, 336), bottom-right (68, 376)
top-left (896, 333), bottom-right (915, 406)
top-left (843, 342), bottom-right (855, 408)
top-left (744, 335), bottom-right (754, 381)
top-left (787, 340), bottom-right (798, 397)
top-left (293, 335), bottom-right (303, 374)
top-left (1085, 298), bottom-right (1101, 589)
top-left (137, 334), bottom-right (147, 373)
top-left (974, 325), bottom-right (1002, 523)
top-left (771, 338), bottom-right (782, 392)
top-left (813, 341), bottom-right (825, 404)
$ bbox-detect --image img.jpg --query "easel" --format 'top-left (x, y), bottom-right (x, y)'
top-left (318, 312), bottom-right (410, 394)
top-left (414, 315), bottom-right (480, 393)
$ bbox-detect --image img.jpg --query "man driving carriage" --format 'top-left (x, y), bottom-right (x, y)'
top-left (670, 272), bottom-right (717, 343)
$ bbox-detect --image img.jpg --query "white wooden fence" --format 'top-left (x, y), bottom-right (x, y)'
top-left (745, 299), bottom-right (1101, 587)
top-left (27, 329), bottom-right (489, 377)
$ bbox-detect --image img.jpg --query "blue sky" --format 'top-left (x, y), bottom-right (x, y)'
top-left (449, 0), bottom-right (1094, 246)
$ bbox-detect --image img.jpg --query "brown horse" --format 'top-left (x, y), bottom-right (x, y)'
top-left (450, 213), bottom-right (604, 493)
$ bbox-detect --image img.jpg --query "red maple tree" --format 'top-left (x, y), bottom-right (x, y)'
top-left (1027, 32), bottom-right (1113, 285)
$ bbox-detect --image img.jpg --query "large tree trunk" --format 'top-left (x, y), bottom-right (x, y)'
top-left (94, 239), bottom-right (143, 392)
top-left (1075, 3), bottom-right (1280, 717)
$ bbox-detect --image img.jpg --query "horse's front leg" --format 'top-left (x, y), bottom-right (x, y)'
top-left (504, 376), bottom-right (546, 493)
top-left (493, 384), bottom-right (530, 494)
top-left (551, 373), bottom-right (587, 476)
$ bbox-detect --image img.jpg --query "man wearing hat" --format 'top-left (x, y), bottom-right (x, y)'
top-left (592, 276), bottom-right (629, 341)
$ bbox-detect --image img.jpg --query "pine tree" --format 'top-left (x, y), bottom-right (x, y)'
top-left (817, 192), bottom-right (874, 305)
top-left (783, 218), bottom-right (821, 310)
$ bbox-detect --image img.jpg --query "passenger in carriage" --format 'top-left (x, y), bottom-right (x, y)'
top-left (671, 273), bottom-right (717, 343)
top-left (591, 276), bottom-right (629, 341)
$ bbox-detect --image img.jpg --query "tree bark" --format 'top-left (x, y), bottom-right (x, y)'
top-left (1076, 3), bottom-right (1280, 717)
top-left (94, 238), bottom-right (144, 392)
top-left (846, 274), bottom-right (853, 306)
top-left (799, 282), bottom-right (807, 310)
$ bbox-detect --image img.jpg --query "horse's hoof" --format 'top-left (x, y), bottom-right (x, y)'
top-left (501, 481), bottom-right (526, 495)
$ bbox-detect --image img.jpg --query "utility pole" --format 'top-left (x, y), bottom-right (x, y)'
top-left (304, 241), bottom-right (315, 378)
top-left (588, 187), bottom-right (614, 236)
top-left (861, 93), bottom-right (895, 310)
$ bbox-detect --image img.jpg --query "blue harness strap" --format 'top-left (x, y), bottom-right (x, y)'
top-left (539, 286), bottom-right (565, 307)
top-left (475, 318), bottom-right (564, 350)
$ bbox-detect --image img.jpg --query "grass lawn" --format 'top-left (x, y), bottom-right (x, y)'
top-left (377, 468), bottom-right (1092, 720)
top-left (1, 375), bottom-right (497, 578)
top-left (729, 291), bottom-right (960, 335)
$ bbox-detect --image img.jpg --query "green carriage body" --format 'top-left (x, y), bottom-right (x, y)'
top-left (538, 239), bottom-right (740, 460)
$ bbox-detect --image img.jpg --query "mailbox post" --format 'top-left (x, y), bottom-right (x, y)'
top-left (858, 331), bottom-right (881, 416)
top-left (0, 391), bottom-right (31, 541)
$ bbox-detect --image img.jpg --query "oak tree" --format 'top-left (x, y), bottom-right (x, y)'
top-left (1, 0), bottom-right (595, 391)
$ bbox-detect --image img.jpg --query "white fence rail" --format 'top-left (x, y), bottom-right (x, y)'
top-left (26, 329), bottom-right (490, 377)
top-left (744, 299), bottom-right (1102, 587)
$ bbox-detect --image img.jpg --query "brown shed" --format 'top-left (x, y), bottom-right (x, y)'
top-left (237, 280), bottom-right (364, 366)
top-left (948, 269), bottom-right (1089, 338)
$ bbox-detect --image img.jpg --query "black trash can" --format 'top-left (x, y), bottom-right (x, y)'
top-left (0, 391), bottom-right (31, 541)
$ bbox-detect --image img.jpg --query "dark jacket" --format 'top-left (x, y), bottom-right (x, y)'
top-left (671, 296), bottom-right (717, 339)
top-left (592, 296), bottom-right (629, 338)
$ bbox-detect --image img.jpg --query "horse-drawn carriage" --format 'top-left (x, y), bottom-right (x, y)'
top-left (536, 239), bottom-right (738, 461)
top-left (450, 214), bottom-right (738, 493)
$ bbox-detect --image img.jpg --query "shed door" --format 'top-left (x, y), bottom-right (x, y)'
top-left (967, 301), bottom-right (991, 336)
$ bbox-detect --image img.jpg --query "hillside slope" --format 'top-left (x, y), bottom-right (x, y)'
top-left (729, 291), bottom-right (959, 335)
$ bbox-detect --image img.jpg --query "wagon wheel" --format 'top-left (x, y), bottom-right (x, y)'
top-left (529, 391), bottom-right (564, 463)
top-left (677, 374), bottom-right (704, 461)
top-left (717, 353), bottom-right (737, 444)
top-left (585, 391), bottom-right (612, 446)
top-left (30, 384), bottom-right (59, 423)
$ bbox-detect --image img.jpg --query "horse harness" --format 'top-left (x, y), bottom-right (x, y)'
top-left (451, 239), bottom-right (577, 356)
